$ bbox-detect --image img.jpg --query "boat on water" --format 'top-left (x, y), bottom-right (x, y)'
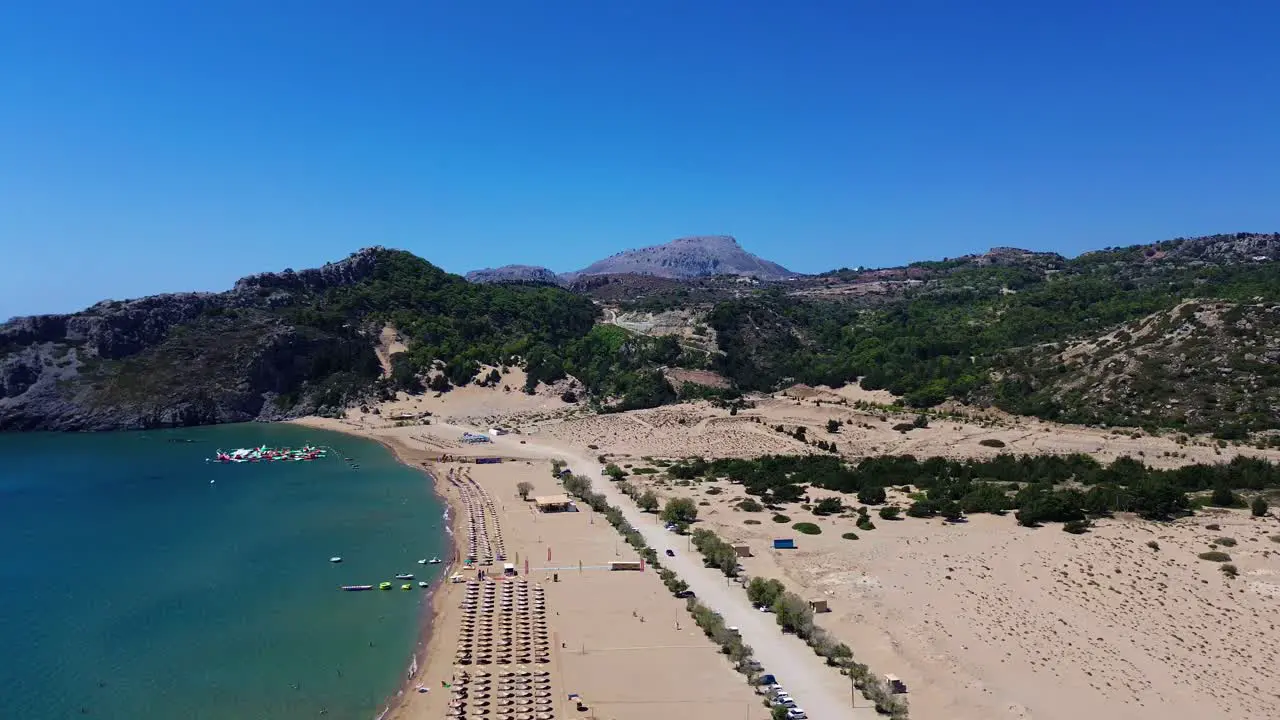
top-left (418, 581), bottom-right (428, 588)
top-left (341, 585), bottom-right (373, 592)
top-left (330, 556), bottom-right (343, 563)
top-left (428, 557), bottom-right (441, 564)
top-left (417, 558), bottom-right (427, 565)
top-left (378, 581), bottom-right (393, 590)
top-left (395, 573), bottom-right (414, 580)
top-left (401, 583), bottom-right (412, 591)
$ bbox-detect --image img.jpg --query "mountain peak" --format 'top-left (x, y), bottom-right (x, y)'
top-left (569, 235), bottom-right (795, 281)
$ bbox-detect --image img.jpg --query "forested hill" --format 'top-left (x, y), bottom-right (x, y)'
top-left (0, 248), bottom-right (604, 430)
top-left (5, 232), bottom-right (1279, 436)
top-left (708, 232), bottom-right (1280, 436)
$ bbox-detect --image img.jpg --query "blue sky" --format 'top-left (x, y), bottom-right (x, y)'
top-left (2, 1), bottom-right (1278, 317)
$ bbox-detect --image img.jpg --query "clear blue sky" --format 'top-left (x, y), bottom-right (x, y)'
top-left (2, 1), bottom-right (1278, 318)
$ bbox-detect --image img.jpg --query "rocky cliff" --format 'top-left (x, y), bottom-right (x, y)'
top-left (0, 250), bottom-right (386, 431)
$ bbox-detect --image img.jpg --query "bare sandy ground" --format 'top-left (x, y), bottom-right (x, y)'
top-left (297, 381), bottom-right (1280, 720)
top-left (624, 476), bottom-right (1280, 717)
top-left (530, 394), bottom-right (1280, 470)
top-left (623, 475), bottom-right (1280, 720)
top-left (291, 416), bottom-right (772, 720)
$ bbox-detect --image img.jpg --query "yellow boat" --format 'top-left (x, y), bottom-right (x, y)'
top-left (379, 581), bottom-right (392, 590)
top-left (401, 583), bottom-right (412, 590)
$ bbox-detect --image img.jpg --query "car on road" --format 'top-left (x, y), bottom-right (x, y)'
top-left (665, 548), bottom-right (675, 557)
top-left (786, 708), bottom-right (808, 719)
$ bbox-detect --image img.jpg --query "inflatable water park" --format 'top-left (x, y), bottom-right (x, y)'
top-left (210, 445), bottom-right (328, 463)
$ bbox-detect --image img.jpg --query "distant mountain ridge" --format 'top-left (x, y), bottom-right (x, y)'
top-left (464, 235), bottom-right (798, 284)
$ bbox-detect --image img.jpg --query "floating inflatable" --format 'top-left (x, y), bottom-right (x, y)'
top-left (211, 445), bottom-right (328, 463)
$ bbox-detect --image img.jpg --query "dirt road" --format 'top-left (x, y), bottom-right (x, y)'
top-left (465, 426), bottom-right (878, 720)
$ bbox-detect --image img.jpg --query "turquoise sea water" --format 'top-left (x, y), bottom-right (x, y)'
top-left (0, 424), bottom-right (445, 720)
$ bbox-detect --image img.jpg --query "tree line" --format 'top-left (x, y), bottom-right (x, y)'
top-left (666, 453), bottom-right (1280, 526)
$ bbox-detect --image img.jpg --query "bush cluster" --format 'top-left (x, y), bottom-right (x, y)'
top-left (667, 453), bottom-right (1280, 530)
top-left (690, 528), bottom-right (741, 577)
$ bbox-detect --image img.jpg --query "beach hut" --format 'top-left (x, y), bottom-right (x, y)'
top-left (732, 543), bottom-right (752, 557)
top-left (885, 674), bottom-right (907, 694)
top-left (772, 538), bottom-right (795, 549)
top-left (808, 598), bottom-right (829, 613)
top-left (533, 495), bottom-right (573, 513)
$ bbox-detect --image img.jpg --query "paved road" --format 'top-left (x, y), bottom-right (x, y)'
top-left (465, 427), bottom-right (877, 720)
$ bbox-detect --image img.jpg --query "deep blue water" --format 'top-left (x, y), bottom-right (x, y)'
top-left (0, 424), bottom-right (446, 720)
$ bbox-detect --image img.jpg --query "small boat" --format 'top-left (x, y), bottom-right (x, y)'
top-left (341, 585), bottom-right (373, 592)
top-left (330, 557), bottom-right (343, 563)
top-left (418, 558), bottom-right (427, 565)
top-left (379, 582), bottom-right (392, 590)
top-left (400, 583), bottom-right (412, 591)
top-left (395, 573), bottom-right (414, 580)
top-left (418, 581), bottom-right (428, 588)
top-left (428, 557), bottom-right (441, 564)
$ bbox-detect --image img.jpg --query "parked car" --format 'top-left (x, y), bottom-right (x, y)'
top-left (665, 549), bottom-right (675, 557)
top-left (786, 708), bottom-right (808, 719)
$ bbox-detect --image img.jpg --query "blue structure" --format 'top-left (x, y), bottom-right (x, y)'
top-left (772, 538), bottom-right (795, 549)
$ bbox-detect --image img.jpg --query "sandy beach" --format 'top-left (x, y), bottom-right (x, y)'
top-left (294, 374), bottom-right (1280, 720)
top-left (293, 411), bottom-right (774, 720)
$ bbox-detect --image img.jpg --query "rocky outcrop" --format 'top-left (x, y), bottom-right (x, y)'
top-left (1166, 233), bottom-right (1280, 263)
top-left (233, 246), bottom-right (385, 296)
top-left (566, 235), bottom-right (797, 281)
top-left (465, 265), bottom-right (564, 285)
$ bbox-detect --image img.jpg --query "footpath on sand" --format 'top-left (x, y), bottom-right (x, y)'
top-left (448, 422), bottom-right (879, 720)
